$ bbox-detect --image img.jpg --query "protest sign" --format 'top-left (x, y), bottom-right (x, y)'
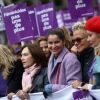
top-left (35, 2), bottom-right (58, 36)
top-left (1, 86), bottom-right (100, 100)
top-left (68, 0), bottom-right (94, 18)
top-left (2, 3), bottom-right (33, 44)
top-left (56, 10), bottom-right (64, 28)
top-left (28, 6), bottom-right (39, 39)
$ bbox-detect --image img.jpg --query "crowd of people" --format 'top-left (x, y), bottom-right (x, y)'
top-left (0, 16), bottom-right (100, 100)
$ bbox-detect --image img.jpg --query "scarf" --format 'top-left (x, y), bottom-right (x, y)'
top-left (22, 64), bottom-right (40, 92)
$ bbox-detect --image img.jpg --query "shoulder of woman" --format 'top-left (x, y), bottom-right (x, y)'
top-left (64, 52), bottom-right (77, 60)
top-left (40, 67), bottom-right (47, 76)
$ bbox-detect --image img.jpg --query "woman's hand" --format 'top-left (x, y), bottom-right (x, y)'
top-left (72, 80), bottom-right (82, 88)
top-left (7, 92), bottom-right (15, 100)
top-left (16, 90), bottom-right (29, 100)
top-left (71, 45), bottom-right (78, 54)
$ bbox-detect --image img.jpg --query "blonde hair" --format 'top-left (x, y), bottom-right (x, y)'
top-left (0, 44), bottom-right (14, 79)
top-left (72, 21), bottom-right (86, 31)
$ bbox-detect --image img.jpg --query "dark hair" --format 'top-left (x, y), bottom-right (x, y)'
top-left (47, 28), bottom-right (65, 41)
top-left (47, 28), bottom-right (73, 50)
top-left (36, 36), bottom-right (47, 45)
top-left (21, 43), bottom-right (47, 67)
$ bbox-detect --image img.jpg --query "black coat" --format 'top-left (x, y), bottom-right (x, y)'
top-left (77, 47), bottom-right (94, 83)
top-left (7, 60), bottom-right (49, 94)
top-left (7, 59), bottom-right (24, 93)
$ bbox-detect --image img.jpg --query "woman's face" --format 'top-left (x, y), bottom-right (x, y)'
top-left (21, 47), bottom-right (34, 69)
top-left (87, 31), bottom-right (100, 47)
top-left (48, 34), bottom-right (64, 57)
top-left (72, 29), bottom-right (89, 53)
top-left (39, 40), bottom-right (50, 58)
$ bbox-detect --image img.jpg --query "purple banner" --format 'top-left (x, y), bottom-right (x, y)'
top-left (35, 2), bottom-right (58, 36)
top-left (28, 6), bottom-right (39, 39)
top-left (2, 3), bottom-right (34, 44)
top-left (68, 0), bottom-right (94, 18)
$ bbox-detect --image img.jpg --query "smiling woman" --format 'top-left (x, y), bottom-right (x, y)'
top-left (45, 28), bottom-right (82, 93)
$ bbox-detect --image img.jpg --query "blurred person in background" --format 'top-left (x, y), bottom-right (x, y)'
top-left (0, 44), bottom-right (24, 99)
top-left (36, 36), bottom-right (51, 62)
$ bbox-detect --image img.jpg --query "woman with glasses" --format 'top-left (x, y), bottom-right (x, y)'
top-left (71, 21), bottom-right (94, 83)
top-left (72, 16), bottom-right (100, 90)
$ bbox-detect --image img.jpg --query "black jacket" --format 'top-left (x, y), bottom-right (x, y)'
top-left (7, 59), bottom-right (24, 93)
top-left (77, 47), bottom-right (94, 83)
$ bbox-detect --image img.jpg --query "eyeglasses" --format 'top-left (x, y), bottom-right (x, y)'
top-left (72, 37), bottom-right (85, 44)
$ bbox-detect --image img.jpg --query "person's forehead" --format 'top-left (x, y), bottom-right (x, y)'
top-left (22, 47), bottom-right (29, 53)
top-left (40, 40), bottom-right (47, 45)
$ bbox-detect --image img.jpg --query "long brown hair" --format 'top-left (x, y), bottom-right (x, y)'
top-left (21, 43), bottom-right (47, 67)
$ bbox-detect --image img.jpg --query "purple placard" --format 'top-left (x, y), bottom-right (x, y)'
top-left (62, 9), bottom-right (78, 30)
top-left (28, 6), bottom-right (39, 39)
top-left (2, 3), bottom-right (34, 44)
top-left (56, 10), bottom-right (64, 28)
top-left (68, 0), bottom-right (94, 18)
top-left (35, 2), bottom-right (58, 36)
top-left (73, 90), bottom-right (91, 100)
top-left (62, 9), bottom-right (86, 30)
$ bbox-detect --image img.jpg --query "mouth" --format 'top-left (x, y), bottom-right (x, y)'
top-left (22, 62), bottom-right (26, 65)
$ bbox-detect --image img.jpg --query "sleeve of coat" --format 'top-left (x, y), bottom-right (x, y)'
top-left (64, 53), bottom-right (82, 85)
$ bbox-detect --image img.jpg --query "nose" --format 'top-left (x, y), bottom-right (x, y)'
top-left (43, 48), bottom-right (46, 52)
top-left (21, 55), bottom-right (24, 61)
top-left (52, 43), bottom-right (56, 49)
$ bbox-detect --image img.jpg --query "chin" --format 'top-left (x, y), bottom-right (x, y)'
top-left (78, 49), bottom-right (84, 53)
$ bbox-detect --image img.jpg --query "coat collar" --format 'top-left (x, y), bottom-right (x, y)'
top-left (49, 47), bottom-right (69, 63)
